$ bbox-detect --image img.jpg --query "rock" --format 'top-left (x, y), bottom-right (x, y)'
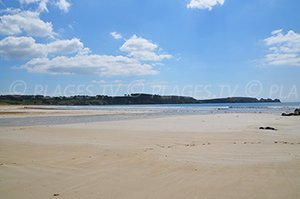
top-left (259, 126), bottom-right (277, 131)
top-left (282, 108), bottom-right (300, 116)
top-left (281, 113), bottom-right (291, 116)
top-left (265, 126), bottom-right (277, 130)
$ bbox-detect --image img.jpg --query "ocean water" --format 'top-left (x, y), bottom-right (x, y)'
top-left (51, 102), bottom-right (300, 115)
top-left (0, 102), bottom-right (299, 127)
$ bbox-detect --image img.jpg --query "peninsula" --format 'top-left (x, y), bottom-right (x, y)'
top-left (0, 94), bottom-right (281, 105)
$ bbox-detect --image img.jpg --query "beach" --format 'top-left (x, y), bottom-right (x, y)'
top-left (0, 106), bottom-right (300, 199)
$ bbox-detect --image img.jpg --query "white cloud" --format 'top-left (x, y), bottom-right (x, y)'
top-left (21, 55), bottom-right (158, 76)
top-left (47, 38), bottom-right (90, 55)
top-left (0, 36), bottom-right (89, 59)
top-left (0, 36), bottom-right (46, 59)
top-left (263, 29), bottom-right (300, 66)
top-left (187, 0), bottom-right (225, 10)
top-left (264, 53), bottom-right (300, 66)
top-left (19, 0), bottom-right (71, 13)
top-left (56, 0), bottom-right (71, 13)
top-left (120, 35), bottom-right (172, 61)
top-left (0, 10), bottom-right (55, 37)
top-left (19, 0), bottom-right (40, 4)
top-left (19, 0), bottom-right (49, 12)
top-left (110, 32), bottom-right (123, 40)
top-left (37, 0), bottom-right (48, 12)
top-left (1, 4), bottom-right (171, 77)
top-left (1, 34), bottom-right (170, 76)
top-left (271, 29), bottom-right (282, 35)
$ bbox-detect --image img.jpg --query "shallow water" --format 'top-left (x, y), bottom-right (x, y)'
top-left (32, 102), bottom-right (299, 114)
top-left (0, 102), bottom-right (299, 127)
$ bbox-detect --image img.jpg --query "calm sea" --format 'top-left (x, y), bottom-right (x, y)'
top-left (57, 102), bottom-right (299, 113)
top-left (1, 102), bottom-right (299, 127)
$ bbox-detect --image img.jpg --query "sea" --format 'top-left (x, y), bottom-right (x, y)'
top-left (55, 102), bottom-right (300, 114)
top-left (0, 102), bottom-right (299, 127)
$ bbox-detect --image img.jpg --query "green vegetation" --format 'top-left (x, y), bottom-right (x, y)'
top-left (0, 94), bottom-right (280, 105)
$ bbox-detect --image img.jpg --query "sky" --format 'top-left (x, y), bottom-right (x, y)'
top-left (0, 0), bottom-right (300, 101)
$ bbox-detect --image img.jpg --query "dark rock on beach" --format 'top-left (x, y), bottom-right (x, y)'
top-left (259, 127), bottom-right (277, 131)
top-left (282, 108), bottom-right (300, 116)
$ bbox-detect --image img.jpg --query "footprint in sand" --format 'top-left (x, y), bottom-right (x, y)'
top-left (52, 193), bottom-right (62, 198)
top-left (275, 141), bottom-right (296, 145)
top-left (156, 144), bottom-right (165, 148)
top-left (185, 143), bottom-right (196, 147)
top-left (144, 148), bottom-right (154, 152)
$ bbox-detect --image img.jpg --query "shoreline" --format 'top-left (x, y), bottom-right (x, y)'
top-left (0, 105), bottom-right (284, 127)
top-left (0, 103), bottom-right (298, 125)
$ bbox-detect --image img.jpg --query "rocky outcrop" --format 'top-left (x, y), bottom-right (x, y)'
top-left (282, 108), bottom-right (300, 116)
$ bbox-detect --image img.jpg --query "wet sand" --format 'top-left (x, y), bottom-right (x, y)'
top-left (0, 106), bottom-right (300, 199)
top-left (0, 105), bottom-right (147, 118)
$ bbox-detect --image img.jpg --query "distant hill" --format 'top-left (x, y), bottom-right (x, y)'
top-left (0, 94), bottom-right (280, 105)
top-left (198, 97), bottom-right (281, 104)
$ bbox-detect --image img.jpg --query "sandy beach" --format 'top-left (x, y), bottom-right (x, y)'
top-left (0, 106), bottom-right (300, 199)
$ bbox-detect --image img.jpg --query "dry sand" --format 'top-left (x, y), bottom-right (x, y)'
top-left (0, 107), bottom-right (300, 199)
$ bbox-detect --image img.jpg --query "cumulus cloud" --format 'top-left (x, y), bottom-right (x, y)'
top-left (0, 36), bottom-right (89, 59)
top-left (16, 35), bottom-right (166, 76)
top-left (187, 0), bottom-right (225, 10)
top-left (110, 32), bottom-right (123, 40)
top-left (19, 0), bottom-right (71, 13)
top-left (120, 35), bottom-right (172, 61)
top-left (263, 29), bottom-right (300, 66)
top-left (47, 38), bottom-right (90, 55)
top-left (0, 36), bottom-right (46, 59)
top-left (21, 55), bottom-right (158, 76)
top-left (0, 10), bottom-right (55, 37)
top-left (0, 34), bottom-right (170, 76)
top-left (1, 4), bottom-right (171, 76)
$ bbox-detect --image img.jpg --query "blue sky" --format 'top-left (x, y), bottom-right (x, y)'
top-left (0, 0), bottom-right (300, 101)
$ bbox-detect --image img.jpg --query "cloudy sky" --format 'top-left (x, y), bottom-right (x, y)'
top-left (0, 0), bottom-right (300, 101)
